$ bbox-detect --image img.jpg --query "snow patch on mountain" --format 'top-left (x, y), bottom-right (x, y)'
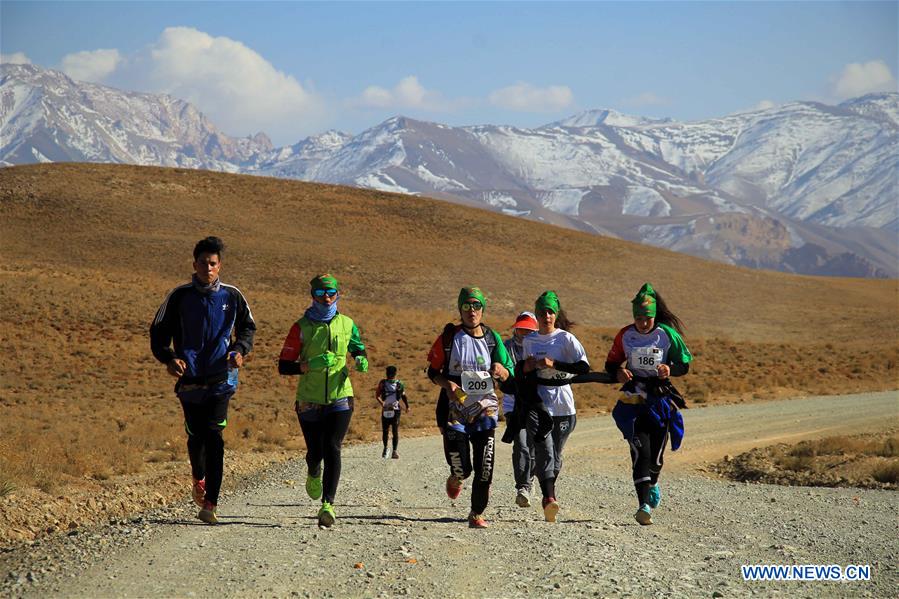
top-left (622, 186), bottom-right (671, 217)
top-left (539, 188), bottom-right (588, 216)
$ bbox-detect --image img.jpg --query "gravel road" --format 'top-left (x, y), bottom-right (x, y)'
top-left (2, 391), bottom-right (897, 598)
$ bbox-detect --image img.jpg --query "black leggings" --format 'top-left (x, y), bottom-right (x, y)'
top-left (444, 428), bottom-right (496, 515)
top-left (381, 415), bottom-right (400, 450)
top-left (297, 407), bottom-right (353, 504)
top-left (180, 391), bottom-right (232, 506)
top-left (628, 414), bottom-right (669, 507)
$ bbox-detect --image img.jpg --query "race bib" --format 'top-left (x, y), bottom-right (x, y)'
top-left (383, 410), bottom-right (395, 418)
top-left (537, 368), bottom-right (576, 381)
top-left (461, 370), bottom-right (494, 396)
top-left (629, 347), bottom-right (663, 373)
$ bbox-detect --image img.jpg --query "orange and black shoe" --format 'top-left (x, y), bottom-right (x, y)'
top-left (191, 478), bottom-right (206, 507)
top-left (468, 511), bottom-right (488, 529)
top-left (445, 475), bottom-right (463, 500)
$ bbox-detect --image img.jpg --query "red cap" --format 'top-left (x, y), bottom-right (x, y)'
top-left (512, 311), bottom-right (538, 331)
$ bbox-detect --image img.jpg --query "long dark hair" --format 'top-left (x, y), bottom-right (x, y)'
top-left (556, 308), bottom-right (575, 332)
top-left (654, 291), bottom-right (685, 336)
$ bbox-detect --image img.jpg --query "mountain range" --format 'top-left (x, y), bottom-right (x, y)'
top-left (1, 63), bottom-right (896, 277)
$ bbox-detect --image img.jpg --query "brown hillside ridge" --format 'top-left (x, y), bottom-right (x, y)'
top-left (1, 163), bottom-right (897, 546)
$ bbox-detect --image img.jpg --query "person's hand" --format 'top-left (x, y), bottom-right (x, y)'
top-left (536, 357), bottom-right (554, 370)
top-left (228, 351), bottom-right (243, 368)
top-left (405, 406), bottom-right (411, 414)
top-left (445, 380), bottom-right (461, 396)
top-left (307, 351), bottom-right (337, 371)
top-left (489, 362), bottom-right (509, 381)
top-left (166, 358), bottom-right (186, 378)
top-left (657, 364), bottom-right (670, 379)
top-left (355, 356), bottom-right (369, 372)
top-left (523, 356), bottom-right (538, 373)
top-left (617, 367), bottom-right (633, 384)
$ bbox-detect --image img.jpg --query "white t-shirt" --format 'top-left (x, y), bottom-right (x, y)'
top-left (522, 329), bottom-right (588, 417)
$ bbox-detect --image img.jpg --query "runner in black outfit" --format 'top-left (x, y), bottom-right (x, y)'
top-left (376, 366), bottom-right (410, 459)
top-left (150, 236), bottom-right (256, 525)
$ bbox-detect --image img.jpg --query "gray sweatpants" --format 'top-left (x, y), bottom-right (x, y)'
top-left (528, 411), bottom-right (577, 482)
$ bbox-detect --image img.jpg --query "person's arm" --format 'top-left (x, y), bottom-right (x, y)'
top-left (400, 383), bottom-right (410, 412)
top-left (278, 323), bottom-right (305, 376)
top-left (427, 334), bottom-right (458, 394)
top-left (348, 323), bottom-right (366, 359)
top-left (551, 360), bottom-right (590, 375)
top-left (150, 287), bottom-right (186, 377)
top-left (230, 286), bottom-right (257, 360)
top-left (657, 324), bottom-right (692, 379)
top-left (605, 327), bottom-right (631, 382)
top-left (375, 380), bottom-right (385, 407)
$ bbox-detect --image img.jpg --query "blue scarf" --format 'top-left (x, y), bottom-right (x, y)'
top-left (304, 298), bottom-right (338, 322)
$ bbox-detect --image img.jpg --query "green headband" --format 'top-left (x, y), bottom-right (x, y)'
top-left (310, 273), bottom-right (340, 291)
top-left (535, 290), bottom-right (560, 314)
top-left (632, 282), bottom-right (657, 318)
top-left (458, 286), bottom-right (486, 310)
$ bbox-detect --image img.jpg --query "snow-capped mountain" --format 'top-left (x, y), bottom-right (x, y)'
top-left (0, 64), bottom-right (272, 170)
top-left (2, 63), bottom-right (895, 277)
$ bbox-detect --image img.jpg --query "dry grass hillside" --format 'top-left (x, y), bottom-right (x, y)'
top-left (0, 163), bottom-right (897, 540)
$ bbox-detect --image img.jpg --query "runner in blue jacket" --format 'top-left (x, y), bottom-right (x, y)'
top-left (150, 236), bottom-right (256, 524)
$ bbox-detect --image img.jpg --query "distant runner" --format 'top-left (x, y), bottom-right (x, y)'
top-left (376, 366), bottom-right (410, 459)
top-left (500, 311), bottom-right (539, 508)
top-left (520, 291), bottom-right (589, 522)
top-left (278, 274), bottom-right (369, 528)
top-left (150, 236), bottom-right (256, 525)
top-left (427, 287), bottom-right (514, 529)
top-left (605, 283), bottom-right (692, 526)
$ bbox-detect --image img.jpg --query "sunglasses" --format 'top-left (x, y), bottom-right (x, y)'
top-left (461, 302), bottom-right (483, 311)
top-left (313, 288), bottom-right (338, 298)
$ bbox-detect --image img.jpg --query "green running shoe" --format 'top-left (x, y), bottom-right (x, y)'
top-left (647, 484), bottom-right (662, 509)
top-left (634, 504), bottom-right (653, 526)
top-left (306, 473), bottom-right (323, 500)
top-left (318, 501), bottom-right (336, 527)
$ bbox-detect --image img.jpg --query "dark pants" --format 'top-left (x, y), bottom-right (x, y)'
top-left (297, 406), bottom-right (353, 504)
top-left (179, 390), bottom-right (232, 506)
top-left (381, 414), bottom-right (400, 451)
top-left (507, 410), bottom-right (534, 491)
top-left (444, 428), bottom-right (496, 515)
top-left (628, 414), bottom-right (669, 507)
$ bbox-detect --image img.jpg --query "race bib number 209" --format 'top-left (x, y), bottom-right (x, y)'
top-left (461, 370), bottom-right (494, 396)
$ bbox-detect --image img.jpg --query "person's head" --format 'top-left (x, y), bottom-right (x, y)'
top-left (511, 311), bottom-right (538, 341)
top-left (457, 286), bottom-right (486, 329)
top-left (310, 273), bottom-right (340, 306)
top-left (386, 365), bottom-right (397, 379)
top-left (631, 282), bottom-right (685, 335)
top-left (534, 290), bottom-right (574, 332)
top-left (192, 236), bottom-right (224, 285)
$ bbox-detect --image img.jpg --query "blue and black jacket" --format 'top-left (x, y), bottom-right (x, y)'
top-left (150, 279), bottom-right (256, 386)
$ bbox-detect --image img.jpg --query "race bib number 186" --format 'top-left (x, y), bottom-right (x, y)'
top-left (628, 347), bottom-right (663, 372)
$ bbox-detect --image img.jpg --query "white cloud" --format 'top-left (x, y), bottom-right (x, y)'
top-left (1, 52), bottom-right (32, 65)
top-left (62, 27), bottom-right (326, 143)
top-left (353, 76), bottom-right (455, 111)
top-left (60, 49), bottom-right (121, 82)
top-left (488, 82), bottom-right (573, 112)
top-left (831, 60), bottom-right (897, 99)
top-left (628, 92), bottom-right (668, 107)
top-left (754, 100), bottom-right (776, 111)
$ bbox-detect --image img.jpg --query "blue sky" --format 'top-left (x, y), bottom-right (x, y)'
top-left (2, 1), bottom-right (896, 145)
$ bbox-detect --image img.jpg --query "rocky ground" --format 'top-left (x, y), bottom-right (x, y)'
top-left (1, 391), bottom-right (897, 598)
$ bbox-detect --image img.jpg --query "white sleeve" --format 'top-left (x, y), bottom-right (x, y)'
top-left (565, 332), bottom-right (589, 365)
